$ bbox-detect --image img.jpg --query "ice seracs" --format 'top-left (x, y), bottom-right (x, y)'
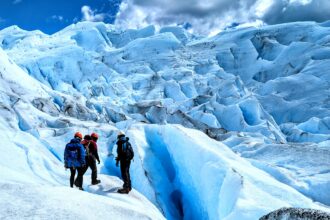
top-left (0, 20), bottom-right (330, 219)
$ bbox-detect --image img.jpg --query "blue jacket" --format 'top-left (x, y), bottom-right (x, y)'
top-left (64, 138), bottom-right (86, 168)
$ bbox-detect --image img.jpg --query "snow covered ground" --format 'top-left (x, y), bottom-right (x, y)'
top-left (0, 21), bottom-right (330, 219)
top-left (0, 46), bottom-right (164, 219)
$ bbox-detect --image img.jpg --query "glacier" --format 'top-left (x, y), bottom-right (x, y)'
top-left (0, 20), bottom-right (330, 220)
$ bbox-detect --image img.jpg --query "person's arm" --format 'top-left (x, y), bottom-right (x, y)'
top-left (81, 139), bottom-right (87, 146)
top-left (115, 141), bottom-right (120, 166)
top-left (64, 145), bottom-right (68, 168)
top-left (94, 142), bottom-right (100, 163)
top-left (128, 142), bottom-right (134, 159)
top-left (117, 142), bottom-right (122, 159)
top-left (79, 144), bottom-right (86, 166)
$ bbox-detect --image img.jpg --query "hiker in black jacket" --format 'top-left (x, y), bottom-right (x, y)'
top-left (115, 132), bottom-right (134, 194)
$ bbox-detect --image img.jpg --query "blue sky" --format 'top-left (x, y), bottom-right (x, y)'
top-left (0, 0), bottom-right (329, 35)
top-left (0, 0), bottom-right (121, 34)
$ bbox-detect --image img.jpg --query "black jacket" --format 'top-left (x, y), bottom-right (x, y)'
top-left (116, 136), bottom-right (134, 161)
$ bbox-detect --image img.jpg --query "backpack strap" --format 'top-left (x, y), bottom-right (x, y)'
top-left (85, 141), bottom-right (91, 156)
top-left (122, 142), bottom-right (127, 152)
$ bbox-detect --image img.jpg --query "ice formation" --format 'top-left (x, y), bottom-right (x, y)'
top-left (0, 21), bottom-right (329, 219)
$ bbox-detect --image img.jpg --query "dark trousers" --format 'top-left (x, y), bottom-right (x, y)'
top-left (82, 156), bottom-right (98, 183)
top-left (70, 167), bottom-right (84, 188)
top-left (120, 160), bottom-right (131, 189)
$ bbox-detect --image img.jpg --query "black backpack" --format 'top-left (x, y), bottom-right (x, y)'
top-left (122, 141), bottom-right (134, 160)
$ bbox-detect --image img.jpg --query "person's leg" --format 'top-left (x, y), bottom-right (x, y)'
top-left (127, 161), bottom-right (131, 190)
top-left (118, 160), bottom-right (130, 193)
top-left (90, 156), bottom-right (99, 184)
top-left (70, 168), bottom-right (76, 187)
top-left (120, 160), bottom-right (125, 188)
top-left (75, 156), bottom-right (88, 186)
top-left (121, 160), bottom-right (129, 189)
top-left (81, 156), bottom-right (89, 175)
top-left (76, 167), bottom-right (84, 190)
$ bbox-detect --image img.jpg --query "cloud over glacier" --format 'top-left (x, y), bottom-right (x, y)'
top-left (114, 0), bottom-right (330, 35)
top-left (81, 5), bottom-right (106, 22)
top-left (263, 0), bottom-right (330, 24)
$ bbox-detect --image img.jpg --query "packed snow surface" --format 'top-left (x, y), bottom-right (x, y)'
top-left (0, 21), bottom-right (330, 219)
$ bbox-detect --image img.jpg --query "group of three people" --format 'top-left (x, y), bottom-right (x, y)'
top-left (64, 131), bottom-right (134, 194)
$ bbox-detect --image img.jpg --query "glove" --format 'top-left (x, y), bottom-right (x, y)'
top-left (116, 160), bottom-right (119, 167)
top-left (98, 161), bottom-right (100, 164)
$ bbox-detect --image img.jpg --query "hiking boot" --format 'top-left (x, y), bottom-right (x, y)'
top-left (79, 187), bottom-right (84, 191)
top-left (91, 179), bottom-right (101, 185)
top-left (117, 188), bottom-right (130, 194)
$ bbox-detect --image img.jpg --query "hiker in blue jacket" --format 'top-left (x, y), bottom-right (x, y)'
top-left (64, 132), bottom-right (86, 190)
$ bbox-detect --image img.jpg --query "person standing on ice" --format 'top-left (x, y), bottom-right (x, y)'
top-left (80, 133), bottom-right (101, 185)
top-left (64, 132), bottom-right (86, 190)
top-left (115, 132), bottom-right (134, 194)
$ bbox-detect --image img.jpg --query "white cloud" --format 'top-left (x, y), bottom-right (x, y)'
top-left (115, 0), bottom-right (263, 35)
top-left (254, 0), bottom-right (273, 17)
top-left (262, 0), bottom-right (330, 24)
top-left (114, 0), bottom-right (330, 35)
top-left (81, 5), bottom-right (105, 22)
top-left (12, 0), bottom-right (22, 4)
top-left (51, 15), bottom-right (64, 22)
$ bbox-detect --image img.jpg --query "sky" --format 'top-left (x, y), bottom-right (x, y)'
top-left (0, 0), bottom-right (121, 34)
top-left (0, 0), bottom-right (329, 36)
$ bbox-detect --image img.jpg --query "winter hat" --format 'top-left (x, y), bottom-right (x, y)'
top-left (84, 134), bottom-right (92, 140)
top-left (74, 132), bottom-right (83, 139)
top-left (117, 131), bottom-right (125, 138)
top-left (91, 132), bottom-right (99, 139)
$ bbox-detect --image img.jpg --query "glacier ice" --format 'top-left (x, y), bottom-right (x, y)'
top-left (0, 20), bottom-right (330, 219)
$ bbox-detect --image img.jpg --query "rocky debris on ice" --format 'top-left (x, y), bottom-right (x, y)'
top-left (259, 207), bottom-right (330, 220)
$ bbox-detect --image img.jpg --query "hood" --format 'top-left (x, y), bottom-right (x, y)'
top-left (117, 136), bottom-right (129, 143)
top-left (70, 138), bottom-right (81, 144)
